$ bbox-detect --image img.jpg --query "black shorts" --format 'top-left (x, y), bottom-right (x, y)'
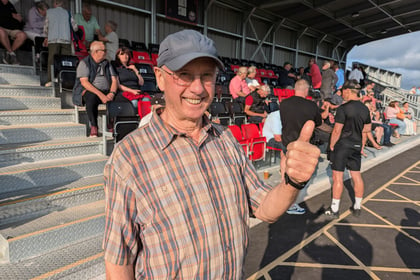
top-left (330, 142), bottom-right (361, 172)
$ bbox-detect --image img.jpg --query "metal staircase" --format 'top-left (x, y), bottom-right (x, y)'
top-left (0, 64), bottom-right (107, 279)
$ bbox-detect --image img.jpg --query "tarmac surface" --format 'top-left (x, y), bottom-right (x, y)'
top-left (245, 144), bottom-right (420, 280)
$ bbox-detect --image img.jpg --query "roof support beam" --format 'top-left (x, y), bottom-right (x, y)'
top-left (367, 0), bottom-right (411, 32)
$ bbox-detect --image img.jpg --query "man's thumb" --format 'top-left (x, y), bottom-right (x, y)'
top-left (297, 120), bottom-right (315, 142)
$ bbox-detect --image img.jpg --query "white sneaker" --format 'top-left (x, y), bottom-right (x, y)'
top-left (286, 203), bottom-right (306, 215)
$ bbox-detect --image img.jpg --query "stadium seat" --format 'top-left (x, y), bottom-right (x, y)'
top-left (209, 101), bottom-right (231, 126)
top-left (52, 54), bottom-right (79, 95)
top-left (241, 123), bottom-right (266, 162)
top-left (106, 101), bottom-right (139, 143)
top-left (228, 125), bottom-right (249, 156)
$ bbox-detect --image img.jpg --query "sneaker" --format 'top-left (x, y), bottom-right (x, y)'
top-left (351, 207), bottom-right (361, 217)
top-left (9, 53), bottom-right (19, 65)
top-left (2, 52), bottom-right (10, 64)
top-left (286, 203), bottom-right (306, 215)
top-left (89, 126), bottom-right (98, 137)
top-left (324, 207), bottom-right (339, 219)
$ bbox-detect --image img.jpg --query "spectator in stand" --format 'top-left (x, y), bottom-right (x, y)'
top-left (113, 47), bottom-right (147, 112)
top-left (103, 29), bottom-right (321, 279)
top-left (74, 3), bottom-right (101, 47)
top-left (246, 66), bottom-right (260, 91)
top-left (360, 82), bottom-right (375, 97)
top-left (320, 60), bottom-right (338, 100)
top-left (277, 62), bottom-right (297, 89)
top-left (72, 41), bottom-right (118, 137)
top-left (297, 66), bottom-right (311, 85)
top-left (280, 79), bottom-right (323, 215)
top-left (359, 66), bottom-right (367, 88)
top-left (361, 101), bottom-right (383, 157)
top-left (229, 66), bottom-right (250, 104)
top-left (333, 63), bottom-right (344, 90)
top-left (348, 65), bottom-right (364, 84)
top-left (23, 1), bottom-right (48, 43)
top-left (0, 0), bottom-right (27, 64)
top-left (330, 89), bottom-right (344, 108)
top-left (364, 100), bottom-right (394, 146)
top-left (409, 86), bottom-right (416, 94)
top-left (308, 58), bottom-right (322, 90)
top-left (98, 20), bottom-right (118, 62)
top-left (244, 84), bottom-right (270, 123)
top-left (401, 102), bottom-right (417, 135)
top-left (43, 0), bottom-right (78, 87)
top-left (262, 104), bottom-right (283, 150)
top-left (384, 100), bottom-right (406, 138)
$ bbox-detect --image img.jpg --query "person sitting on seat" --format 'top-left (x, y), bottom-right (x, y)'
top-left (244, 84), bottom-right (270, 123)
top-left (262, 103), bottom-right (283, 150)
top-left (246, 66), bottom-right (260, 92)
top-left (73, 41), bottom-right (118, 137)
top-left (23, 1), bottom-right (48, 43)
top-left (229, 66), bottom-right (249, 104)
top-left (384, 100), bottom-right (406, 138)
top-left (0, 0), bottom-right (27, 64)
top-left (113, 47), bottom-right (149, 113)
top-left (401, 102), bottom-right (417, 135)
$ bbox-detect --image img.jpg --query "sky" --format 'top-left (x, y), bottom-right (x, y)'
top-left (346, 31), bottom-right (420, 90)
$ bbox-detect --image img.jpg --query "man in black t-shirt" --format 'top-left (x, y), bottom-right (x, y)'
top-left (0, 0), bottom-right (27, 64)
top-left (325, 80), bottom-right (380, 219)
top-left (280, 79), bottom-right (322, 214)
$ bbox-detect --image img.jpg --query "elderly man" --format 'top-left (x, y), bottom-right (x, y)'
top-left (103, 29), bottom-right (320, 279)
top-left (229, 66), bottom-right (250, 104)
top-left (244, 84), bottom-right (270, 123)
top-left (72, 41), bottom-right (118, 137)
top-left (0, 0), bottom-right (27, 64)
top-left (278, 62), bottom-right (297, 89)
top-left (326, 80), bottom-right (376, 219)
top-left (74, 3), bottom-right (101, 46)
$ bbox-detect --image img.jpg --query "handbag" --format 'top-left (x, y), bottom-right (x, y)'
top-left (396, 111), bottom-right (405, 120)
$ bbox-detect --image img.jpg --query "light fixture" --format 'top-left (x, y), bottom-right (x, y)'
top-left (351, 12), bottom-right (360, 18)
top-left (380, 29), bottom-right (387, 34)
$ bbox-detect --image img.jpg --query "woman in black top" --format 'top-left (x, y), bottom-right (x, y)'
top-left (114, 47), bottom-right (150, 113)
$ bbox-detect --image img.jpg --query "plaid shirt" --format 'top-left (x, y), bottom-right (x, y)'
top-left (103, 113), bottom-right (272, 279)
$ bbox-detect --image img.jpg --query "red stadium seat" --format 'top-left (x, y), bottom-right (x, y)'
top-left (228, 125), bottom-right (249, 156)
top-left (241, 123), bottom-right (266, 162)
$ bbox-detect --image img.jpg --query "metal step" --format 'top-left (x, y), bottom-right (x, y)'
top-left (0, 96), bottom-right (61, 111)
top-left (0, 176), bottom-right (104, 228)
top-left (0, 154), bottom-right (108, 195)
top-left (0, 138), bottom-right (103, 167)
top-left (1, 200), bottom-right (105, 262)
top-left (0, 123), bottom-right (87, 145)
top-left (0, 235), bottom-right (104, 279)
top-left (0, 84), bottom-right (53, 97)
top-left (0, 109), bottom-right (75, 125)
top-left (0, 65), bottom-right (39, 86)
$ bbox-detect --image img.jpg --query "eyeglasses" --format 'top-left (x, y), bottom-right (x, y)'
top-left (159, 67), bottom-right (218, 87)
top-left (97, 49), bottom-right (107, 53)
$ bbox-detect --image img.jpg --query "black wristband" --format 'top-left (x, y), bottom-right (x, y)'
top-left (284, 172), bottom-right (307, 190)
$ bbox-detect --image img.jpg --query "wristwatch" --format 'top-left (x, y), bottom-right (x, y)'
top-left (284, 172), bottom-right (308, 190)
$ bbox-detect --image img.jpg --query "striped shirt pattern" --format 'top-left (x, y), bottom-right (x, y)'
top-left (103, 113), bottom-right (272, 279)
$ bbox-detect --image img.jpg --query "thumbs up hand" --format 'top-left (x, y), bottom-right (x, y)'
top-left (284, 120), bottom-right (320, 185)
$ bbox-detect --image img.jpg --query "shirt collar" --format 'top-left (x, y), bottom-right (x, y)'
top-left (148, 111), bottom-right (222, 150)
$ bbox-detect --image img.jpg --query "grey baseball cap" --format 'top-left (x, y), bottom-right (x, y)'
top-left (157, 29), bottom-right (224, 71)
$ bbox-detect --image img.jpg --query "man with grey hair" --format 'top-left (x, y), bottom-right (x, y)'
top-left (244, 83), bottom-right (270, 123)
top-left (103, 29), bottom-right (321, 279)
top-left (98, 20), bottom-right (118, 61)
top-left (72, 41), bottom-right (118, 137)
top-left (229, 66), bottom-right (250, 104)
